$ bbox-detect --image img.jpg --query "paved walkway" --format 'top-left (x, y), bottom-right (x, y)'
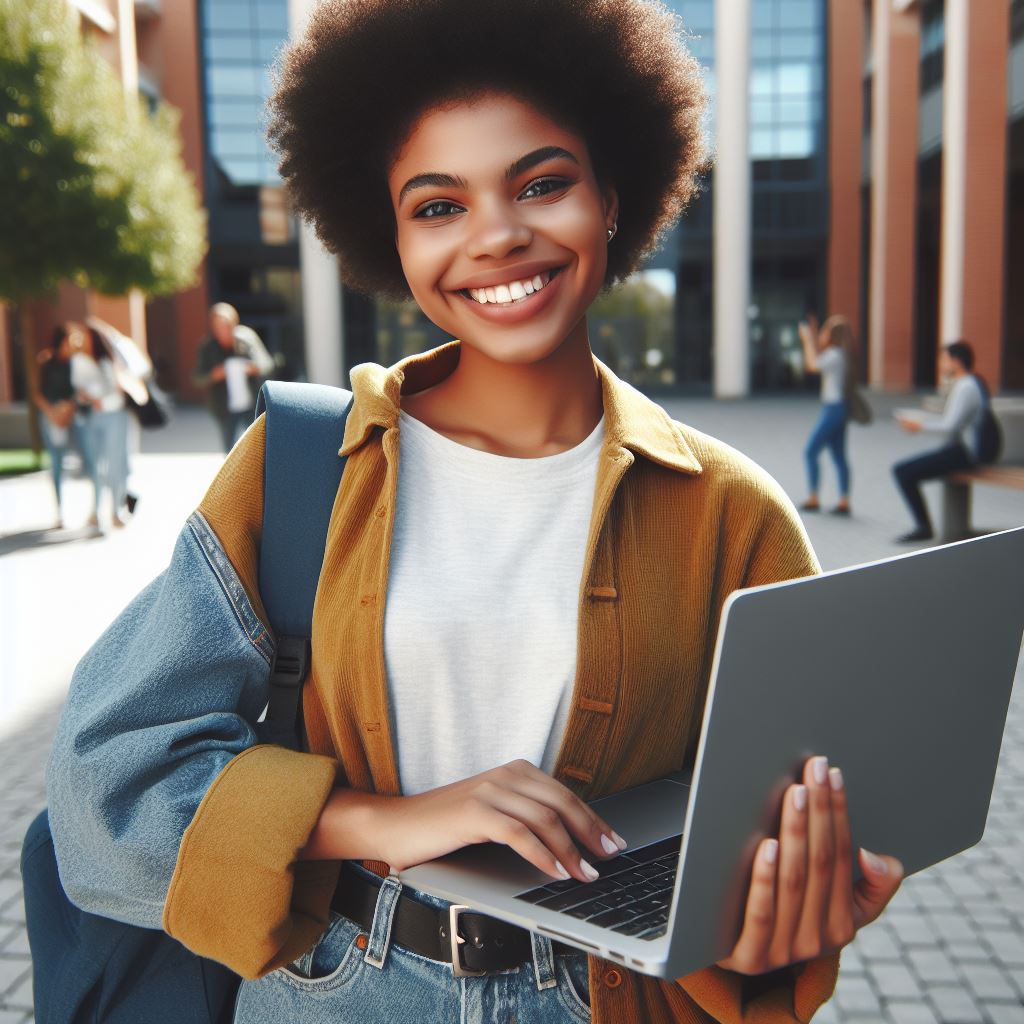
top-left (1, 396), bottom-right (1022, 1023)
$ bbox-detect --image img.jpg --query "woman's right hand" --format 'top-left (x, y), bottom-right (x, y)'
top-left (303, 760), bottom-right (627, 883)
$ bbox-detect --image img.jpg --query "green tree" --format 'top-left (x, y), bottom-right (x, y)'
top-left (0, 0), bottom-right (206, 448)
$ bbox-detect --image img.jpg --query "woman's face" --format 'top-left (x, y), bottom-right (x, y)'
top-left (388, 92), bottom-right (617, 366)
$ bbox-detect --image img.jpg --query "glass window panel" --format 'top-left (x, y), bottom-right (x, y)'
top-left (206, 33), bottom-right (255, 61)
top-left (751, 33), bottom-right (773, 59)
top-left (751, 98), bottom-right (774, 125)
top-left (208, 65), bottom-right (260, 95)
top-left (255, 2), bottom-right (289, 34)
top-left (210, 98), bottom-right (262, 125)
top-left (778, 32), bottom-right (818, 60)
top-left (212, 127), bottom-right (261, 157)
top-left (751, 128), bottom-right (775, 158)
top-left (752, 3), bottom-right (773, 30)
top-left (259, 66), bottom-right (275, 99)
top-left (750, 64), bottom-right (774, 97)
top-left (205, 1), bottom-right (254, 33)
top-left (776, 62), bottom-right (818, 93)
top-left (687, 34), bottom-right (713, 61)
top-left (257, 34), bottom-right (282, 63)
top-left (778, 96), bottom-right (816, 122)
top-left (676, 0), bottom-right (713, 29)
top-left (778, 0), bottom-right (821, 29)
top-left (777, 125), bottom-right (814, 157)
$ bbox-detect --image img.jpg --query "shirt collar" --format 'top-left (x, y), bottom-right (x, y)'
top-left (339, 340), bottom-right (702, 476)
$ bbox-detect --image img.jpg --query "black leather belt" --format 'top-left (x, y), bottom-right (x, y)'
top-left (332, 862), bottom-right (577, 977)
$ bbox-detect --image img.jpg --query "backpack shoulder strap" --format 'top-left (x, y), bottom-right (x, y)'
top-left (256, 381), bottom-right (353, 750)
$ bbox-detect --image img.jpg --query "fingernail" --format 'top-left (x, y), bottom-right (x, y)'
top-left (862, 849), bottom-right (887, 874)
top-left (600, 834), bottom-right (619, 855)
top-left (829, 767), bottom-right (844, 791)
top-left (580, 859), bottom-right (600, 881)
top-left (812, 757), bottom-right (829, 785)
top-left (793, 785), bottom-right (807, 811)
top-left (611, 830), bottom-right (628, 850)
top-left (763, 839), bottom-right (779, 865)
top-left (555, 860), bottom-right (570, 879)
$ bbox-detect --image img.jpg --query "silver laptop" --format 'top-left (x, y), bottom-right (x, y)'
top-left (400, 526), bottom-right (1024, 979)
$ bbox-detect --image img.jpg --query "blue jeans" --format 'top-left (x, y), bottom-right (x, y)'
top-left (87, 408), bottom-right (130, 515)
top-left (43, 414), bottom-right (98, 514)
top-left (804, 401), bottom-right (850, 497)
top-left (233, 862), bottom-right (592, 1024)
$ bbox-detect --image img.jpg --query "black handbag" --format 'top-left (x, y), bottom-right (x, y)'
top-left (125, 382), bottom-right (173, 429)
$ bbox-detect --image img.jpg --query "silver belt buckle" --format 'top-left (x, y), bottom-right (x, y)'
top-left (448, 905), bottom-right (488, 978)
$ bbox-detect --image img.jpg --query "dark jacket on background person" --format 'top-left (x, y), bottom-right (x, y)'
top-left (192, 325), bottom-right (275, 419)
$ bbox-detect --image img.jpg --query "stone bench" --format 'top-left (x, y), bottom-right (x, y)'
top-left (942, 464), bottom-right (1024, 542)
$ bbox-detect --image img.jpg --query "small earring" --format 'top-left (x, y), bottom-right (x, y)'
top-left (607, 223), bottom-right (617, 242)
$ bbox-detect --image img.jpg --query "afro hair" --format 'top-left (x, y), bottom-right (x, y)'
top-left (267, 0), bottom-right (706, 297)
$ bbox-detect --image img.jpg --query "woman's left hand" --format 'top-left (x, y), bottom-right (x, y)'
top-left (716, 756), bottom-right (903, 975)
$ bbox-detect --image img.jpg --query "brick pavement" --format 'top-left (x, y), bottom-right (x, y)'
top-left (1, 398), bottom-right (1023, 1023)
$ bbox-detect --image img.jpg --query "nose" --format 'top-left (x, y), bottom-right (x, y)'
top-left (464, 199), bottom-right (532, 260)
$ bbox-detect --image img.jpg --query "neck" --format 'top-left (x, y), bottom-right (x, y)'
top-left (409, 320), bottom-right (603, 457)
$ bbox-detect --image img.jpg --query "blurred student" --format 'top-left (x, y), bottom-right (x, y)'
top-left (892, 341), bottom-right (986, 543)
top-left (192, 303), bottom-right (275, 453)
top-left (798, 313), bottom-right (856, 515)
top-left (36, 326), bottom-right (98, 529)
top-left (70, 324), bottom-right (131, 531)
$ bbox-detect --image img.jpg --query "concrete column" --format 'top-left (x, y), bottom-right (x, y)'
top-left (868, 0), bottom-right (920, 389)
top-left (939, 0), bottom-right (1008, 389)
top-left (826, 0), bottom-right (865, 347)
top-left (290, 0), bottom-right (346, 388)
top-left (713, 0), bottom-right (751, 398)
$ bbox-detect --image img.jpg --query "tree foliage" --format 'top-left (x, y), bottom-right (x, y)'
top-left (0, 0), bottom-right (206, 301)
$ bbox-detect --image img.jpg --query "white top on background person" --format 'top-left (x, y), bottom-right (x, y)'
top-left (816, 346), bottom-right (846, 404)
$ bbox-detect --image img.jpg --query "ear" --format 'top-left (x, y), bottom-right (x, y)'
top-left (602, 184), bottom-right (619, 233)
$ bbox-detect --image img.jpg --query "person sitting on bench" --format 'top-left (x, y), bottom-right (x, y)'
top-left (892, 340), bottom-right (985, 543)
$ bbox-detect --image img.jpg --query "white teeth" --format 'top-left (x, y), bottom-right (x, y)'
top-left (466, 269), bottom-right (555, 305)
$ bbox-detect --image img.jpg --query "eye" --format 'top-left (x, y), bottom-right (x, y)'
top-left (413, 199), bottom-right (464, 219)
top-left (518, 177), bottom-right (572, 200)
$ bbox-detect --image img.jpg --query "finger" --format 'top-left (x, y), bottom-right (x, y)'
top-left (484, 786), bottom-right (601, 884)
top-left (499, 761), bottom-right (628, 860)
top-left (718, 838), bottom-right (779, 975)
top-left (481, 806), bottom-right (576, 882)
top-left (793, 756), bottom-right (835, 961)
top-left (853, 848), bottom-right (904, 928)
top-left (768, 784), bottom-right (809, 965)
top-left (825, 768), bottom-right (856, 950)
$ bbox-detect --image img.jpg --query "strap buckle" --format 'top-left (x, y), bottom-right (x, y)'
top-left (448, 905), bottom-right (487, 978)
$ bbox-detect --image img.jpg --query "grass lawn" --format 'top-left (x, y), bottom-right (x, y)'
top-left (0, 449), bottom-right (45, 476)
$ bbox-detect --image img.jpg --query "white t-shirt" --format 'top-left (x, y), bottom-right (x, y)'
top-left (817, 346), bottom-right (846, 404)
top-left (70, 354), bottom-right (124, 413)
top-left (384, 410), bottom-right (605, 796)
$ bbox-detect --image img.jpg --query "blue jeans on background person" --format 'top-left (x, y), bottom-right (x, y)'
top-left (42, 414), bottom-right (98, 522)
top-left (233, 861), bottom-right (592, 1024)
top-left (892, 441), bottom-right (974, 534)
top-left (804, 401), bottom-right (850, 498)
top-left (87, 408), bottom-right (130, 522)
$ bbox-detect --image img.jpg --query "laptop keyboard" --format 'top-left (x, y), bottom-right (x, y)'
top-left (513, 834), bottom-right (682, 941)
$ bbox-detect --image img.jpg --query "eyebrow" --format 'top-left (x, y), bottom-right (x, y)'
top-left (398, 146), bottom-right (580, 205)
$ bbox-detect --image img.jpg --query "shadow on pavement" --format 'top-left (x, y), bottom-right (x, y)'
top-left (0, 526), bottom-right (102, 559)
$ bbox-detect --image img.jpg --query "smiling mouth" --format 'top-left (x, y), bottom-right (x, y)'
top-left (458, 267), bottom-right (565, 306)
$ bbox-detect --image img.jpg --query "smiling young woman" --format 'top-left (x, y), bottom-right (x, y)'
top-left (45, 2), bottom-right (903, 1023)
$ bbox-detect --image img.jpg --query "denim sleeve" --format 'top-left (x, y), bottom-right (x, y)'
top-left (45, 510), bottom-right (275, 929)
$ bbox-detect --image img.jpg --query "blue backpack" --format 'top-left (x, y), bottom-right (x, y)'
top-left (21, 382), bottom-right (353, 1024)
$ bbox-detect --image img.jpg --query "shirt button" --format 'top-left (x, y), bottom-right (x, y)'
top-left (603, 967), bottom-right (623, 989)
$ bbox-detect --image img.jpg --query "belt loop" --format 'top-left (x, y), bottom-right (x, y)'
top-left (530, 932), bottom-right (559, 991)
top-left (364, 873), bottom-right (403, 970)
